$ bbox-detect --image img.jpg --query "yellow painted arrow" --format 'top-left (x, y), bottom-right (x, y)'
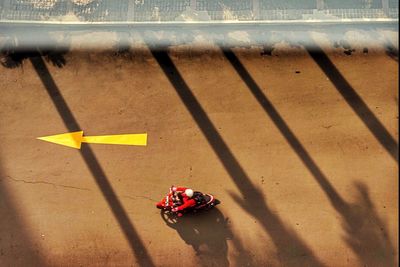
top-left (37, 131), bottom-right (147, 149)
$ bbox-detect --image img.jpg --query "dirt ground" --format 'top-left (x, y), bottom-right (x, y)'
top-left (0, 45), bottom-right (398, 266)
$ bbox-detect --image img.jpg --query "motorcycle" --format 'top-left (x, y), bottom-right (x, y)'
top-left (156, 187), bottom-right (220, 218)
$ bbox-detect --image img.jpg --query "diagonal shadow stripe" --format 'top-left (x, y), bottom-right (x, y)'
top-left (222, 49), bottom-right (348, 212)
top-left (151, 49), bottom-right (324, 266)
top-left (223, 48), bottom-right (396, 267)
top-left (306, 46), bottom-right (398, 162)
top-left (30, 56), bottom-right (155, 267)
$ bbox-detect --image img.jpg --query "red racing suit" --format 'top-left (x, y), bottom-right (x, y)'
top-left (173, 186), bottom-right (197, 211)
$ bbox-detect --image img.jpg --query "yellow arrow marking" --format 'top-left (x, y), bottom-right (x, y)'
top-left (81, 134), bottom-right (147, 146)
top-left (37, 131), bottom-right (147, 149)
top-left (37, 131), bottom-right (84, 149)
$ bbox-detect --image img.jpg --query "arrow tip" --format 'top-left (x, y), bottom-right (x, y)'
top-left (37, 131), bottom-right (83, 149)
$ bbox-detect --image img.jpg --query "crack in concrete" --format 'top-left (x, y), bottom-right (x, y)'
top-left (3, 176), bottom-right (156, 202)
top-left (122, 195), bottom-right (157, 202)
top-left (4, 175), bottom-right (91, 191)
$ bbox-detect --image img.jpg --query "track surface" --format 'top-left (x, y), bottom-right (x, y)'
top-left (0, 46), bottom-right (398, 266)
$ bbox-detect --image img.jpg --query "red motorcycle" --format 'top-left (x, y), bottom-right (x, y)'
top-left (156, 187), bottom-right (220, 217)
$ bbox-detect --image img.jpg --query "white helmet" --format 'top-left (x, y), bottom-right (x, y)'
top-left (184, 189), bottom-right (194, 198)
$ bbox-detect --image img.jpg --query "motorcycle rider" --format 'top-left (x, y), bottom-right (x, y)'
top-left (171, 187), bottom-right (197, 215)
top-left (157, 185), bottom-right (220, 217)
top-left (156, 185), bottom-right (191, 209)
top-left (170, 186), bottom-right (185, 204)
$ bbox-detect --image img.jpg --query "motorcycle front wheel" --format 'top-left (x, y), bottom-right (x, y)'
top-left (160, 210), bottom-right (179, 224)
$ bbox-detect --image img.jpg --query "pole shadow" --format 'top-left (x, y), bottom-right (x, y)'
top-left (0, 37), bottom-right (64, 267)
top-left (306, 45), bottom-right (398, 163)
top-left (369, 30), bottom-right (399, 62)
top-left (151, 49), bottom-right (325, 267)
top-left (384, 44), bottom-right (398, 62)
top-left (29, 56), bottom-right (155, 267)
top-left (161, 208), bottom-right (236, 267)
top-left (223, 48), bottom-right (396, 266)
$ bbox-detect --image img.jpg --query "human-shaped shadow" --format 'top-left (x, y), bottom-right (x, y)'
top-left (161, 208), bottom-right (241, 267)
top-left (1, 49), bottom-right (67, 69)
top-left (112, 31), bottom-right (135, 58)
top-left (341, 181), bottom-right (396, 266)
top-left (0, 31), bottom-right (68, 69)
